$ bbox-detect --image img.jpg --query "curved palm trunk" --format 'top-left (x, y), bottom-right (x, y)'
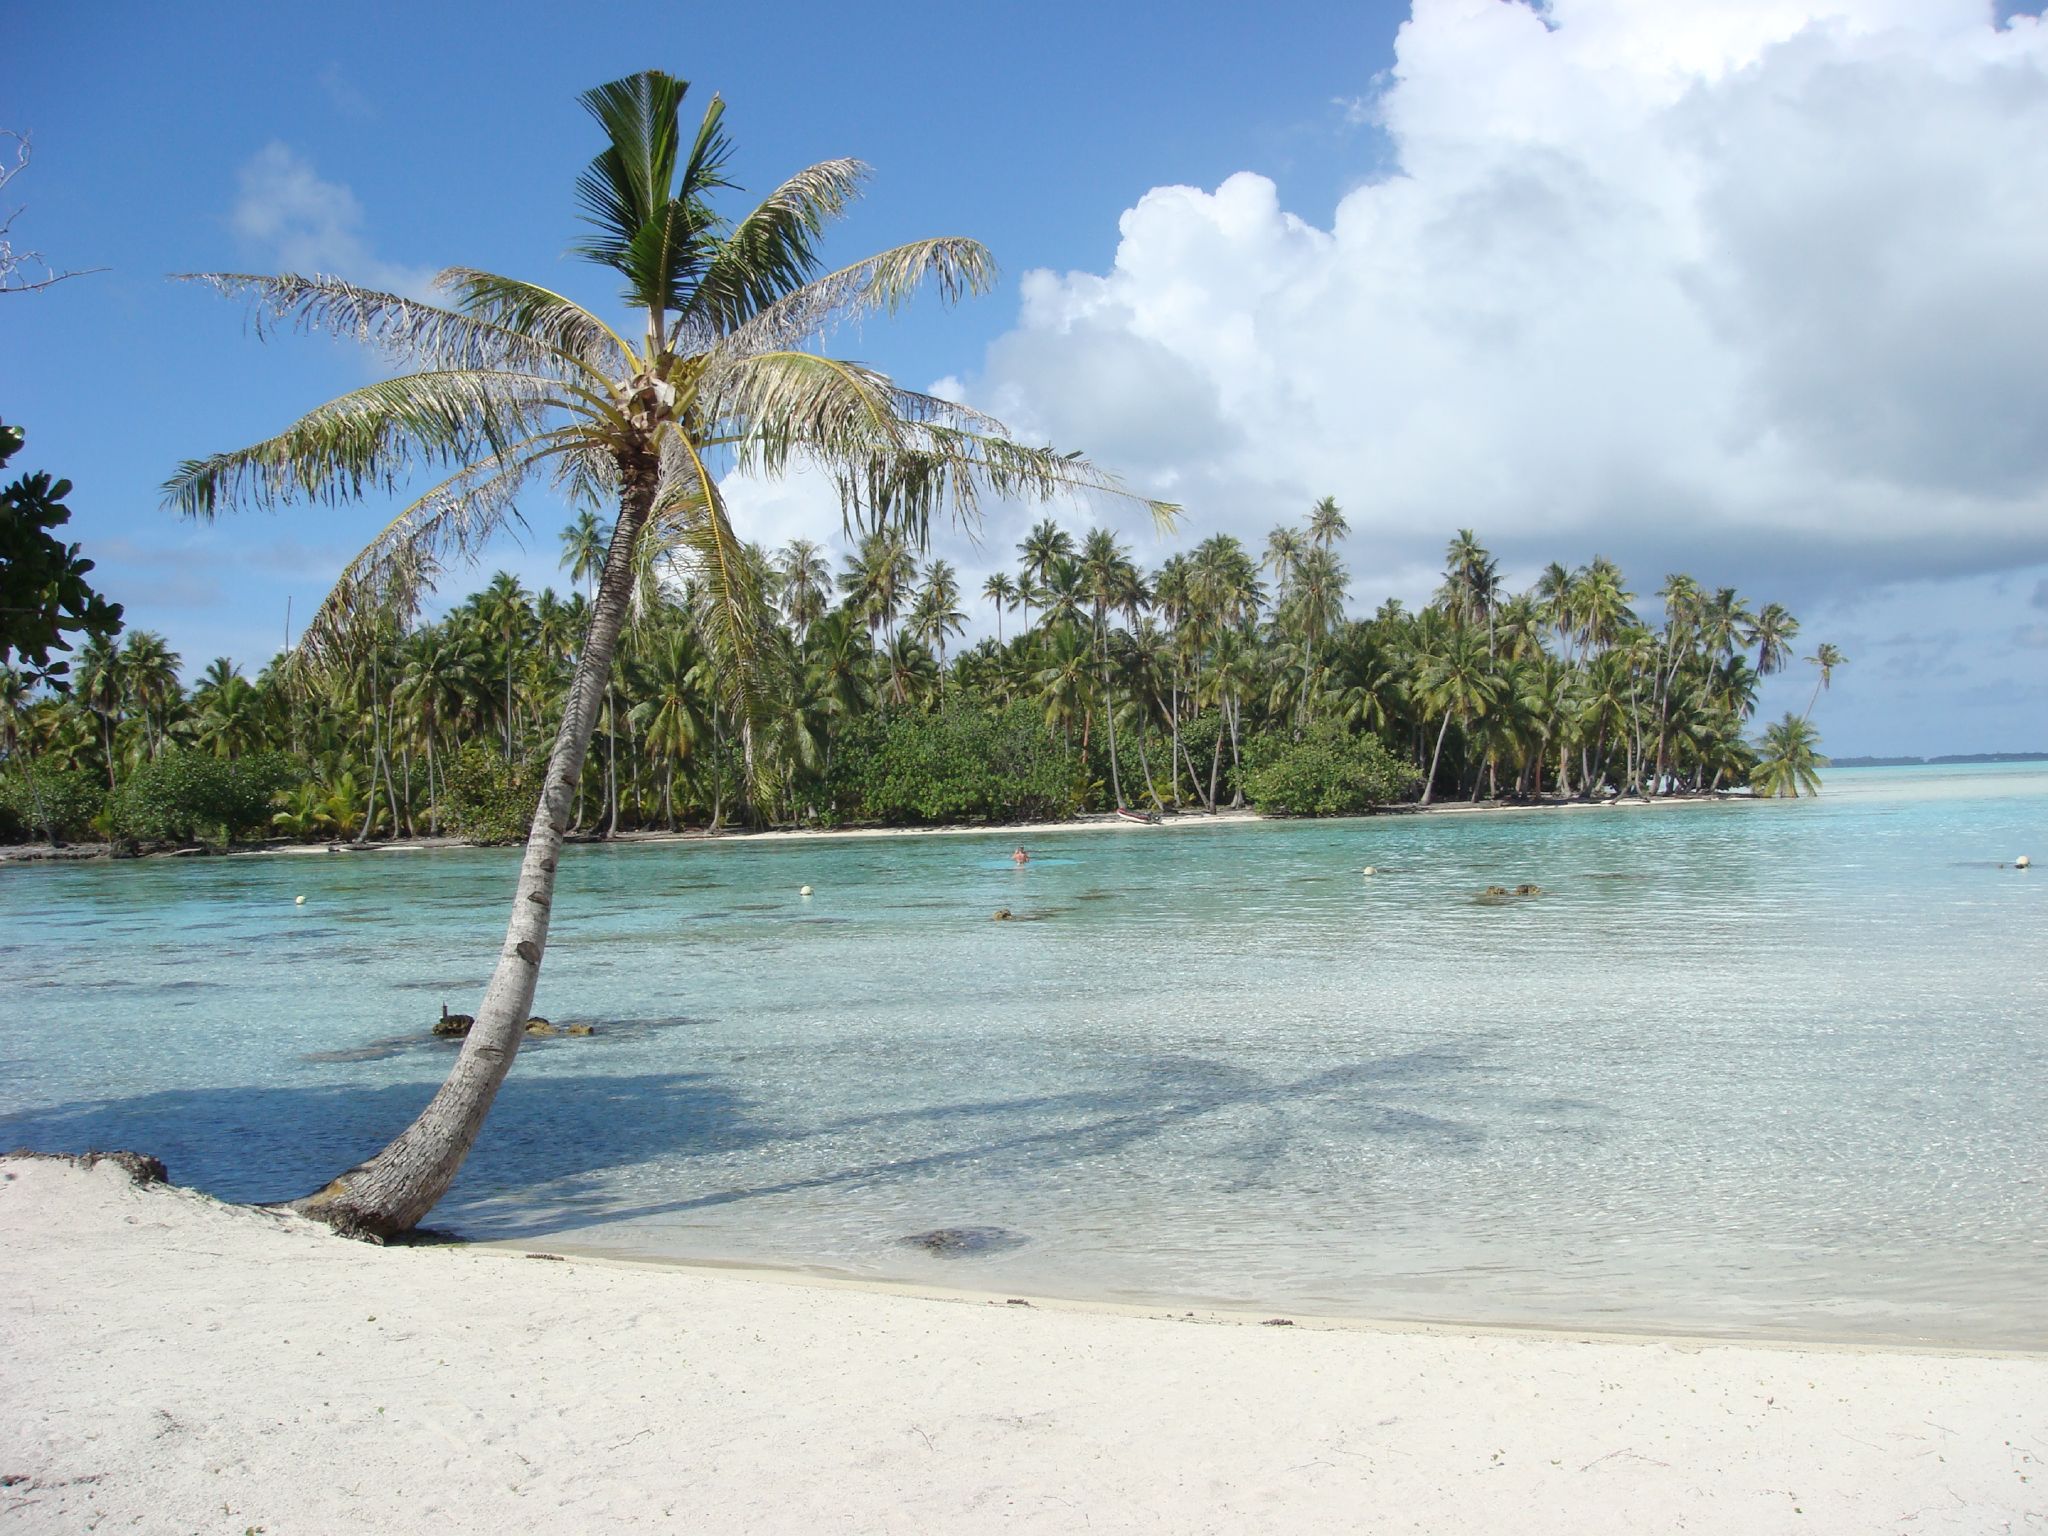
top-left (294, 479), bottom-right (653, 1238)
top-left (1421, 710), bottom-right (1454, 807)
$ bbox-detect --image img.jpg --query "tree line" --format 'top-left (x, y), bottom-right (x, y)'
top-left (1, 508), bottom-right (1838, 844)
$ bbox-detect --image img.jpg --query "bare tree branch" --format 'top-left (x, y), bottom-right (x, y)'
top-left (0, 132), bottom-right (107, 296)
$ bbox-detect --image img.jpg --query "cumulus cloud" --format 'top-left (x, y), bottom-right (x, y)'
top-left (934, 0), bottom-right (2048, 606)
top-left (231, 142), bottom-right (432, 295)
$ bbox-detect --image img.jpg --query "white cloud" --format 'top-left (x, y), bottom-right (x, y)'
top-left (936, 0), bottom-right (2048, 606)
top-left (231, 142), bottom-right (432, 296)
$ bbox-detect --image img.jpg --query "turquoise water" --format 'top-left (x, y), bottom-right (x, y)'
top-left (3, 765), bottom-right (2044, 1346)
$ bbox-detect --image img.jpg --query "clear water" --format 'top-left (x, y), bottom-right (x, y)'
top-left (3, 765), bottom-right (2044, 1347)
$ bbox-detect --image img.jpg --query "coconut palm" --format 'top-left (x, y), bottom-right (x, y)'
top-left (907, 559), bottom-right (966, 689)
top-left (1801, 642), bottom-right (1845, 722)
top-left (980, 570), bottom-right (1017, 644)
top-left (1414, 627), bottom-right (1496, 806)
top-left (774, 538), bottom-right (832, 638)
top-left (1748, 602), bottom-right (1801, 678)
top-left (119, 631), bottom-right (181, 759)
top-left (1751, 713), bottom-right (1826, 798)
top-left (1017, 518), bottom-right (1073, 631)
top-left (1307, 495), bottom-right (1348, 551)
top-left (559, 509), bottom-right (607, 600)
top-left (165, 69), bottom-right (1170, 1237)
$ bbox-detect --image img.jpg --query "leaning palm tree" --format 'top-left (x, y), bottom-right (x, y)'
top-left (1800, 642), bottom-right (1845, 723)
top-left (165, 70), bottom-right (1171, 1237)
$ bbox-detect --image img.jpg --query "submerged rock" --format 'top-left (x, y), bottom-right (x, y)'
top-left (898, 1226), bottom-right (1027, 1257)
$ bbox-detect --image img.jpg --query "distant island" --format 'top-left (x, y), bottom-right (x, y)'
top-left (1832, 752), bottom-right (2048, 768)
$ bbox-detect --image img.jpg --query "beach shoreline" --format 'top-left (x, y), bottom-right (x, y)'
top-left (0, 789), bottom-right (1747, 865)
top-left (3, 1155), bottom-right (2039, 1535)
top-left (497, 1234), bottom-right (2042, 1360)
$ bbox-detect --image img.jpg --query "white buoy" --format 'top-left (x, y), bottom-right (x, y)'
top-left (1361, 866), bottom-right (1377, 877)
top-left (2018, 855), bottom-right (2032, 870)
top-left (294, 895), bottom-right (306, 906)
top-left (799, 885), bottom-right (814, 897)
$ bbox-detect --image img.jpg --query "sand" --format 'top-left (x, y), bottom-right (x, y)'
top-left (2, 1158), bottom-right (2040, 1534)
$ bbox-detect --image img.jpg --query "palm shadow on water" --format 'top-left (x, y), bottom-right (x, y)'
top-left (0, 1041), bottom-right (1536, 1241)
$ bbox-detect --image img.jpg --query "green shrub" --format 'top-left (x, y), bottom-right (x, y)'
top-left (1240, 725), bottom-right (1418, 816)
top-left (442, 744), bottom-right (539, 843)
top-left (112, 750), bottom-right (296, 845)
top-left (0, 767), bottom-right (107, 843)
top-left (827, 697), bottom-right (1080, 825)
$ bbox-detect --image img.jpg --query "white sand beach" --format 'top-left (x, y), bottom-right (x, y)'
top-left (2, 1157), bottom-right (2040, 1534)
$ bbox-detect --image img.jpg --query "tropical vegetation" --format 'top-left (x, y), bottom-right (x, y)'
top-left (3, 520), bottom-right (1844, 849)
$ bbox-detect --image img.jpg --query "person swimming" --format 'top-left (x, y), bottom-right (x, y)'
top-left (1012, 846), bottom-right (1030, 865)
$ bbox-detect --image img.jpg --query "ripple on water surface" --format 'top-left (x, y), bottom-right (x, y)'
top-left (2, 763), bottom-right (2045, 1347)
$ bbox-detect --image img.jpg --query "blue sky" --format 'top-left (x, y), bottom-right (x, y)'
top-left (8, 0), bottom-right (2048, 755)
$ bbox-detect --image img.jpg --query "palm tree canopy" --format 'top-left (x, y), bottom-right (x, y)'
top-left (165, 70), bottom-right (1175, 668)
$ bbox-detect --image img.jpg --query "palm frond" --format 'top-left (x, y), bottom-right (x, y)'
top-left (163, 369), bottom-right (568, 517)
top-left (679, 159), bottom-right (868, 336)
top-left (702, 352), bottom-right (1179, 543)
top-left (179, 272), bottom-right (597, 380)
top-left (436, 268), bottom-right (633, 375)
top-left (571, 71), bottom-right (731, 313)
top-left (699, 349), bottom-right (1010, 464)
top-left (651, 433), bottom-right (778, 736)
top-left (710, 238), bottom-right (998, 358)
top-left (294, 448), bottom-right (550, 660)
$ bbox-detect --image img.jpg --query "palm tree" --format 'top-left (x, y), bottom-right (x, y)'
top-left (1307, 495), bottom-right (1348, 550)
top-left (473, 572), bottom-right (532, 762)
top-left (906, 559), bottom-right (966, 685)
top-left (166, 70), bottom-right (1169, 1237)
top-left (559, 509), bottom-right (607, 600)
top-left (1748, 602), bottom-right (1801, 677)
top-left (839, 530), bottom-right (918, 643)
top-left (1414, 628), bottom-right (1496, 806)
top-left (73, 633), bottom-right (125, 786)
top-left (1017, 518), bottom-right (1073, 631)
top-left (980, 570), bottom-right (1017, 644)
top-left (1751, 713), bottom-right (1826, 798)
top-left (1801, 642), bottom-right (1845, 722)
top-left (627, 623), bottom-right (710, 826)
top-left (774, 538), bottom-right (832, 639)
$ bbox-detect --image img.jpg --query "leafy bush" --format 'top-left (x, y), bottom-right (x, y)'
top-left (112, 750), bottom-right (296, 845)
top-left (442, 744), bottom-right (540, 843)
top-left (0, 767), bottom-right (107, 843)
top-left (1240, 725), bottom-right (1419, 816)
top-left (827, 697), bottom-right (1081, 824)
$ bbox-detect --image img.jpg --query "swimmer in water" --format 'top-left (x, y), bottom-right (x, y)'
top-left (1012, 846), bottom-right (1030, 865)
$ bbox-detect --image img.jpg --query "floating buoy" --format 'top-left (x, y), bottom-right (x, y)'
top-left (2018, 855), bottom-right (2032, 869)
top-left (294, 895), bottom-right (306, 905)
top-left (799, 885), bottom-right (813, 897)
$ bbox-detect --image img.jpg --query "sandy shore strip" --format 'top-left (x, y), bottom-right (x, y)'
top-left (2, 1158), bottom-right (2039, 1534)
top-left (0, 791), bottom-right (1745, 864)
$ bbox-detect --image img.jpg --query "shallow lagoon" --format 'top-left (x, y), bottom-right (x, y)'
top-left (4, 764), bottom-right (2044, 1346)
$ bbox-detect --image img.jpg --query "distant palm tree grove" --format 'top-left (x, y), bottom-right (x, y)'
top-left (1, 515), bottom-right (1839, 846)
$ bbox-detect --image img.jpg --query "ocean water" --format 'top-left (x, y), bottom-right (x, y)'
top-left (3, 764), bottom-right (2044, 1347)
